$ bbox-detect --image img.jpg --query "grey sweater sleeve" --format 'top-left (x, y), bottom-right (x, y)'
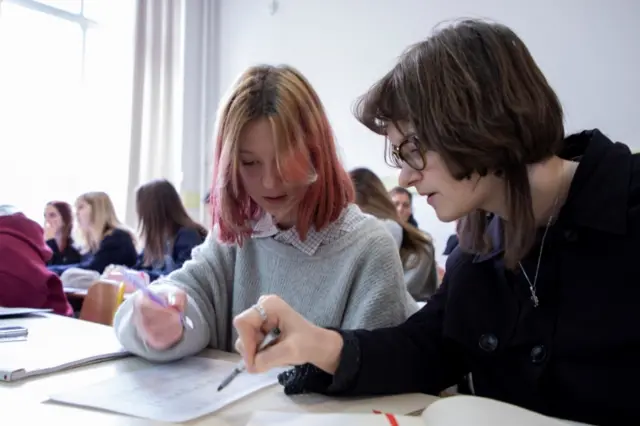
top-left (113, 232), bottom-right (236, 361)
top-left (340, 228), bottom-right (418, 330)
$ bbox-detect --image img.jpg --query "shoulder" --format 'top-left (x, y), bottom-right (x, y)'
top-left (345, 212), bottom-right (399, 250)
top-left (175, 227), bottom-right (207, 244)
top-left (380, 219), bottom-right (403, 249)
top-left (196, 226), bottom-right (237, 257)
top-left (102, 228), bottom-right (136, 247)
top-left (441, 246), bottom-right (481, 286)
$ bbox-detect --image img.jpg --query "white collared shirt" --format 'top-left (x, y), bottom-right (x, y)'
top-left (251, 204), bottom-right (365, 256)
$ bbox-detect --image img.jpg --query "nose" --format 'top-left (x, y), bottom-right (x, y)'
top-left (398, 165), bottom-right (422, 189)
top-left (262, 163), bottom-right (280, 190)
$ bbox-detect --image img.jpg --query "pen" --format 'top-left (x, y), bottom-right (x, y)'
top-left (217, 327), bottom-right (281, 392)
top-left (120, 269), bottom-right (194, 330)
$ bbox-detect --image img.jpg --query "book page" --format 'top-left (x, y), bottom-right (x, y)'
top-left (49, 357), bottom-right (285, 423)
top-left (246, 411), bottom-right (424, 426)
top-left (422, 395), bottom-right (591, 426)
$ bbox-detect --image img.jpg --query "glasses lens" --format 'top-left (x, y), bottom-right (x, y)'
top-left (400, 140), bottom-right (425, 170)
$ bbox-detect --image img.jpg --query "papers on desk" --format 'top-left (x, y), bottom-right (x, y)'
top-left (0, 316), bottom-right (129, 382)
top-left (49, 357), bottom-right (284, 423)
top-left (0, 307), bottom-right (52, 317)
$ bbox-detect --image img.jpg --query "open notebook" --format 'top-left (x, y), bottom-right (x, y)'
top-left (246, 395), bottom-right (593, 426)
top-left (0, 316), bottom-right (129, 382)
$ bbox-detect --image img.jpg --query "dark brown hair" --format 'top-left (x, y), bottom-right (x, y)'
top-left (354, 19), bottom-right (564, 268)
top-left (136, 179), bottom-right (208, 266)
top-left (350, 168), bottom-right (433, 269)
top-left (47, 201), bottom-right (74, 251)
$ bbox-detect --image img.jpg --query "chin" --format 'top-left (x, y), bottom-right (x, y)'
top-left (434, 209), bottom-right (461, 223)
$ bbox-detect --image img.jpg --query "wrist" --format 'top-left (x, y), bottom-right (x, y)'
top-left (308, 326), bottom-right (343, 374)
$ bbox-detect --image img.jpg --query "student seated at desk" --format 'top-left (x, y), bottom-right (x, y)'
top-left (49, 192), bottom-right (137, 276)
top-left (231, 20), bottom-right (640, 426)
top-left (113, 64), bottom-right (417, 360)
top-left (350, 167), bottom-right (437, 302)
top-left (44, 201), bottom-right (82, 266)
top-left (132, 179), bottom-right (207, 282)
top-left (0, 205), bottom-right (72, 316)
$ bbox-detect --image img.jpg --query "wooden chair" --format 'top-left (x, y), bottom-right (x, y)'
top-left (79, 280), bottom-right (127, 326)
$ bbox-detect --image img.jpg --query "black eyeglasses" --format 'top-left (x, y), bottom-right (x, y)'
top-left (385, 135), bottom-right (426, 171)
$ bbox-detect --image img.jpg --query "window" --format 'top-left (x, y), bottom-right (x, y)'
top-left (0, 0), bottom-right (135, 223)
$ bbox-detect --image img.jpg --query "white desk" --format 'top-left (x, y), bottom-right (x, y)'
top-left (0, 314), bottom-right (438, 425)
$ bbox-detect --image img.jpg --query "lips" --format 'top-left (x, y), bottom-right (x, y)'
top-left (264, 195), bottom-right (288, 203)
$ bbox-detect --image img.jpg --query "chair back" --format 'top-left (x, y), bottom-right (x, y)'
top-left (79, 281), bottom-right (125, 325)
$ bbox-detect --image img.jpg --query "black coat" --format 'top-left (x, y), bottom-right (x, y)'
top-left (280, 129), bottom-right (640, 426)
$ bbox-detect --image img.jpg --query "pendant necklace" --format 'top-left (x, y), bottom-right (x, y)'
top-left (517, 194), bottom-right (559, 308)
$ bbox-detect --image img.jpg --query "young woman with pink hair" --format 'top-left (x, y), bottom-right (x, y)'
top-left (113, 64), bottom-right (417, 361)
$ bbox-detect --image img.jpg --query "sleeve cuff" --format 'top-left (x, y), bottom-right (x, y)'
top-left (277, 329), bottom-right (361, 396)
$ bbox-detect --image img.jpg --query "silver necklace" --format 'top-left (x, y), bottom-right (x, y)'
top-left (517, 195), bottom-right (559, 308)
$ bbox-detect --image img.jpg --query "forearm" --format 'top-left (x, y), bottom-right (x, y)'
top-left (113, 290), bottom-right (210, 362)
top-left (281, 313), bottom-right (461, 397)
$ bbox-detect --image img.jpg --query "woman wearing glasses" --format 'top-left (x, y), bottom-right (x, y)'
top-left (232, 19), bottom-right (640, 426)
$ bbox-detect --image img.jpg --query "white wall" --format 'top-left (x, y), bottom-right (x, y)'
top-left (210, 0), bottom-right (640, 264)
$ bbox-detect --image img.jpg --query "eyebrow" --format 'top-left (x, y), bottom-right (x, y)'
top-left (239, 149), bottom-right (254, 155)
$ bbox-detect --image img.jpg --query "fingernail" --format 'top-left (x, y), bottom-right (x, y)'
top-left (167, 292), bottom-right (176, 306)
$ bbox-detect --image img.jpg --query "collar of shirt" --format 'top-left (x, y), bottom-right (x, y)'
top-left (251, 204), bottom-right (364, 256)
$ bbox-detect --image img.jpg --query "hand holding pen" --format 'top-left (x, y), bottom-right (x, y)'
top-left (229, 295), bottom-right (344, 377)
top-left (110, 269), bottom-right (194, 351)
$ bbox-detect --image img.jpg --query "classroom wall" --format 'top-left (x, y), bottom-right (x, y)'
top-left (198, 0), bottom-right (640, 264)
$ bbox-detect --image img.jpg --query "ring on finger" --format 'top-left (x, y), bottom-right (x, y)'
top-left (252, 303), bottom-right (267, 323)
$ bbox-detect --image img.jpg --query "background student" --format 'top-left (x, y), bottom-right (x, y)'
top-left (350, 167), bottom-right (437, 301)
top-left (43, 200), bottom-right (82, 266)
top-left (389, 186), bottom-right (419, 228)
top-left (48, 191), bottom-right (137, 276)
top-left (132, 179), bottom-right (207, 282)
top-left (113, 64), bottom-right (417, 362)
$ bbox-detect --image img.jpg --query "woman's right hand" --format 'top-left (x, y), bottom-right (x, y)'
top-left (233, 295), bottom-right (344, 374)
top-left (43, 221), bottom-right (56, 241)
top-left (133, 288), bottom-right (187, 351)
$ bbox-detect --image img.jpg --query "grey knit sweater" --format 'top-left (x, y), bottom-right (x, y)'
top-left (114, 213), bottom-right (418, 361)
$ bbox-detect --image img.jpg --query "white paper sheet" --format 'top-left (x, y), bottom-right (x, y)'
top-left (49, 356), bottom-right (283, 423)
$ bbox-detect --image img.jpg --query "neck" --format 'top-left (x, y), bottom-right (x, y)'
top-left (484, 156), bottom-right (578, 225)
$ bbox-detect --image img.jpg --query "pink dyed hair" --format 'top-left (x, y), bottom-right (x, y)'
top-left (210, 64), bottom-right (354, 245)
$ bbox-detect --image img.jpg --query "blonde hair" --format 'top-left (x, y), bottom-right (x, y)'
top-left (75, 192), bottom-right (135, 253)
